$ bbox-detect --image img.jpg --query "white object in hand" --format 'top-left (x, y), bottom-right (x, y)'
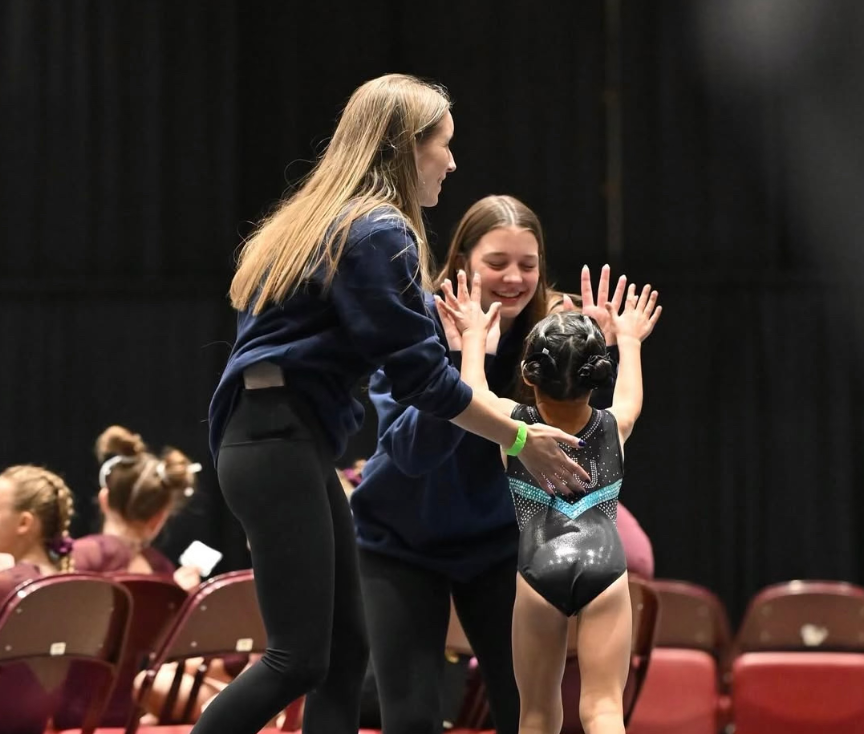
top-left (179, 540), bottom-right (224, 577)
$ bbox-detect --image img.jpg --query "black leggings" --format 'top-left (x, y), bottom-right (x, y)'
top-left (191, 387), bottom-right (368, 734)
top-left (359, 549), bottom-right (519, 734)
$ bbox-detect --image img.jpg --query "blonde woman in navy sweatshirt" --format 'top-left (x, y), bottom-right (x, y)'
top-left (202, 76), bottom-right (588, 734)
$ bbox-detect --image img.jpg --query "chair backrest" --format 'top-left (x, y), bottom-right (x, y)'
top-left (110, 574), bottom-right (189, 719)
top-left (52, 573), bottom-right (190, 728)
top-left (628, 578), bottom-right (660, 663)
top-left (157, 569), bottom-right (265, 661)
top-left (129, 569), bottom-right (265, 730)
top-left (562, 577), bottom-right (660, 731)
top-left (622, 577), bottom-right (659, 723)
top-left (735, 580), bottom-right (864, 653)
top-left (651, 579), bottom-right (732, 655)
top-left (113, 573), bottom-right (189, 649)
top-left (0, 573), bottom-right (132, 734)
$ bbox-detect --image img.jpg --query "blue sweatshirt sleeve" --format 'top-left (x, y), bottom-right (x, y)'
top-left (330, 218), bottom-right (472, 419)
top-left (368, 295), bottom-right (501, 476)
top-left (369, 368), bottom-right (467, 477)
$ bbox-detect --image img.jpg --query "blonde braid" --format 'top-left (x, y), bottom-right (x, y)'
top-left (34, 469), bottom-right (75, 572)
top-left (53, 479), bottom-right (75, 572)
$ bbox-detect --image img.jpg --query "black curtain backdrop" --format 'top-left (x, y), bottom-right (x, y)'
top-left (2, 0), bottom-right (863, 623)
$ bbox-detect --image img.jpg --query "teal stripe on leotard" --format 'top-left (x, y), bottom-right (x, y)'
top-left (508, 478), bottom-right (622, 521)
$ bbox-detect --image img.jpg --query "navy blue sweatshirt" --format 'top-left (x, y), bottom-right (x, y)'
top-left (351, 306), bottom-right (619, 583)
top-left (208, 211), bottom-right (473, 461)
top-left (351, 296), bottom-right (530, 582)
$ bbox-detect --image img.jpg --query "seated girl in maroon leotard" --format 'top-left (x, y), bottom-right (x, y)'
top-left (76, 424), bottom-right (203, 589)
top-left (80, 426), bottom-right (275, 726)
top-left (0, 465), bottom-right (75, 599)
top-left (0, 465), bottom-right (76, 734)
top-left (54, 425), bottom-right (205, 729)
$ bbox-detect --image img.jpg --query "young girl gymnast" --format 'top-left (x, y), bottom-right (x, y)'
top-left (437, 271), bottom-right (660, 734)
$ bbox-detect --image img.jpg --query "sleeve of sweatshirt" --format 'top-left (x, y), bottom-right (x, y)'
top-left (368, 297), bottom-right (502, 476)
top-left (330, 219), bottom-right (472, 420)
top-left (368, 368), bottom-right (466, 477)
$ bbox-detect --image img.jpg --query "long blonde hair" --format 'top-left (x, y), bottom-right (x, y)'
top-left (231, 74), bottom-right (452, 314)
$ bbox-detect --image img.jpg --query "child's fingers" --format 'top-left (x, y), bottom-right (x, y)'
top-left (643, 290), bottom-right (659, 318)
top-left (635, 283), bottom-right (652, 311)
top-left (471, 271), bottom-right (482, 304)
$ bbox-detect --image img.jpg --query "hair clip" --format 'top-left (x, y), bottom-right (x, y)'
top-left (98, 455), bottom-right (137, 489)
top-left (156, 460), bottom-right (201, 496)
top-left (526, 347), bottom-right (558, 371)
top-left (48, 535), bottom-right (74, 558)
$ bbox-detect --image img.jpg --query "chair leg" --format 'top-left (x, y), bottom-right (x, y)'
top-left (78, 667), bottom-right (114, 734)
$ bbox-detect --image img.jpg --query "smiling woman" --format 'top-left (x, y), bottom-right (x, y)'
top-left (472, 226), bottom-right (539, 312)
top-left (437, 195), bottom-right (549, 385)
top-left (351, 195), bottom-right (558, 734)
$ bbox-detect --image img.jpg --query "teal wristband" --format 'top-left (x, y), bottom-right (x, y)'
top-left (506, 421), bottom-right (528, 457)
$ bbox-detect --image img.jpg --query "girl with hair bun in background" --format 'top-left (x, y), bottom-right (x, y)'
top-left (77, 424), bottom-right (203, 590)
top-left (51, 425), bottom-right (205, 730)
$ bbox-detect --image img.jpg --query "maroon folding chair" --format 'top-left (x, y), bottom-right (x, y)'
top-left (52, 574), bottom-right (189, 729)
top-left (109, 575), bottom-right (190, 724)
top-left (559, 577), bottom-right (659, 734)
top-left (123, 569), bottom-right (266, 734)
top-left (735, 580), bottom-right (864, 653)
top-left (647, 579), bottom-right (731, 654)
top-left (731, 580), bottom-right (864, 734)
top-left (0, 573), bottom-right (132, 734)
top-left (627, 579), bottom-right (732, 734)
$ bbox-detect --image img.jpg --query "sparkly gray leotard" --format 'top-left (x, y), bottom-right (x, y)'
top-left (507, 404), bottom-right (626, 616)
